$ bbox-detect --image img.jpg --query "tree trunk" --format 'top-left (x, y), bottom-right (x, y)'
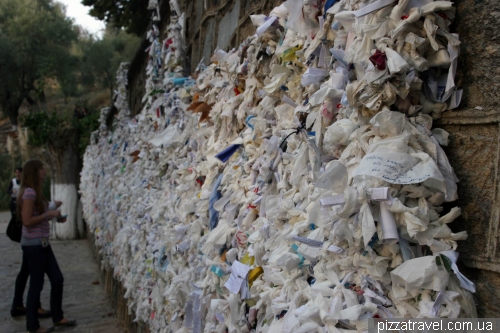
top-left (47, 129), bottom-right (84, 240)
top-left (25, 94), bottom-right (42, 112)
top-left (8, 107), bottom-right (18, 130)
top-left (37, 89), bottom-right (48, 111)
top-left (2, 90), bottom-right (23, 129)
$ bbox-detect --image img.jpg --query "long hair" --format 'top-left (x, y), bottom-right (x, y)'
top-left (17, 159), bottom-right (47, 217)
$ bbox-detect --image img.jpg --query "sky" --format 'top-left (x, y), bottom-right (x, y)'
top-left (57, 0), bottom-right (105, 37)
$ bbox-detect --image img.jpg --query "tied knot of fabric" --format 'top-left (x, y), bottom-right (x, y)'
top-left (279, 124), bottom-right (306, 150)
top-left (369, 50), bottom-right (387, 70)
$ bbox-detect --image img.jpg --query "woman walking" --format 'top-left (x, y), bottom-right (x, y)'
top-left (18, 160), bottom-right (76, 333)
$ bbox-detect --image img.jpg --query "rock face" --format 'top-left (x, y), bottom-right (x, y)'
top-left (453, 0), bottom-right (500, 110)
top-left (438, 0), bottom-right (500, 317)
top-left (122, 0), bottom-right (500, 319)
top-left (437, 120), bottom-right (500, 317)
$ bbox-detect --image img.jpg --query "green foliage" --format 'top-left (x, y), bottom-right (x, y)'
top-left (57, 52), bottom-right (79, 100)
top-left (21, 106), bottom-right (100, 164)
top-left (21, 111), bottom-right (65, 147)
top-left (0, 0), bottom-right (139, 183)
top-left (73, 109), bottom-right (100, 159)
top-left (79, 28), bottom-right (140, 94)
top-left (82, 0), bottom-right (151, 36)
top-left (0, 0), bottom-right (77, 123)
top-left (0, 0), bottom-right (140, 125)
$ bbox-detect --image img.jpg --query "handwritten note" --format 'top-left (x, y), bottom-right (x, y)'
top-left (224, 261), bottom-right (251, 294)
top-left (354, 152), bottom-right (445, 191)
top-left (191, 291), bottom-right (202, 333)
top-left (320, 195), bottom-right (346, 207)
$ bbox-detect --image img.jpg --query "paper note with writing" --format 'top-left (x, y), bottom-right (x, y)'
top-left (224, 260), bottom-right (251, 294)
top-left (192, 291), bottom-right (202, 333)
top-left (354, 152), bottom-right (445, 191)
top-left (320, 195), bottom-right (346, 207)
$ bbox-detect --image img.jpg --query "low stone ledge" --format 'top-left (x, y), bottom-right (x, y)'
top-left (87, 232), bottom-right (151, 333)
top-left (437, 109), bottom-right (500, 125)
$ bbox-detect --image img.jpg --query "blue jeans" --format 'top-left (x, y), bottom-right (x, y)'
top-left (22, 244), bottom-right (64, 331)
top-left (12, 251), bottom-right (42, 309)
top-left (10, 198), bottom-right (16, 216)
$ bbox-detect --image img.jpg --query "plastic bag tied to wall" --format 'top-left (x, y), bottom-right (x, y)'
top-left (80, 0), bottom-right (476, 331)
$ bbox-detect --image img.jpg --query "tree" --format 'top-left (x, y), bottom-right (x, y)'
top-left (56, 52), bottom-right (79, 103)
top-left (0, 36), bottom-right (25, 128)
top-left (0, 0), bottom-right (80, 239)
top-left (79, 27), bottom-right (140, 97)
top-left (82, 0), bottom-right (151, 36)
top-left (22, 110), bottom-right (85, 240)
top-left (0, 0), bottom-right (77, 125)
top-left (0, 0), bottom-right (140, 240)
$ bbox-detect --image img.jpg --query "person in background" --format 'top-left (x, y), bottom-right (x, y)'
top-left (9, 166), bottom-right (51, 318)
top-left (18, 160), bottom-right (76, 333)
top-left (7, 167), bottom-right (22, 219)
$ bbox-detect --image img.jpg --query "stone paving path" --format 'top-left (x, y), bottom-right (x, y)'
top-left (0, 211), bottom-right (123, 333)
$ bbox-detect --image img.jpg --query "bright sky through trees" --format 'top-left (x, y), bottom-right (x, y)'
top-left (58, 0), bottom-right (105, 37)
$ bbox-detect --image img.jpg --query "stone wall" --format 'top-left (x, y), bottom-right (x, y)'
top-left (124, 0), bottom-right (500, 317)
top-left (127, 0), bottom-right (283, 115)
top-left (436, 0), bottom-right (500, 318)
top-left (183, 0), bottom-right (283, 71)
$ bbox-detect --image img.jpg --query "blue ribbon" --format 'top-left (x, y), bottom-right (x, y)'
top-left (246, 116), bottom-right (256, 130)
top-left (291, 244), bottom-right (305, 268)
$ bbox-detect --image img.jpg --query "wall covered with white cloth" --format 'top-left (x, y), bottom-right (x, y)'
top-left (81, 0), bottom-right (480, 331)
